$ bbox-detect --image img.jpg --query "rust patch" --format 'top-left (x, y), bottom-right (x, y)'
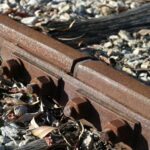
top-left (74, 60), bottom-right (150, 120)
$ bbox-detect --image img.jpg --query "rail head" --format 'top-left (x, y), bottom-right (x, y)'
top-left (0, 15), bottom-right (90, 73)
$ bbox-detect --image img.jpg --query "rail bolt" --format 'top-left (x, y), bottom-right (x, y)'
top-left (64, 97), bottom-right (90, 119)
top-left (2, 59), bottom-right (22, 79)
top-left (27, 76), bottom-right (53, 96)
top-left (104, 119), bottom-right (133, 144)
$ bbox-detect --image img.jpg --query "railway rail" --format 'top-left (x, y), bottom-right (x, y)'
top-left (0, 15), bottom-right (149, 150)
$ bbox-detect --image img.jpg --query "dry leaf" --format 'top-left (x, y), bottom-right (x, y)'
top-left (1, 95), bottom-right (40, 106)
top-left (32, 126), bottom-right (56, 139)
top-left (29, 117), bottom-right (39, 130)
top-left (2, 97), bottom-right (26, 106)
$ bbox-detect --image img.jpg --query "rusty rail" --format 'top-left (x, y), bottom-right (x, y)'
top-left (0, 15), bottom-right (149, 150)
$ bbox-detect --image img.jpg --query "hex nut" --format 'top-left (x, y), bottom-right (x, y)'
top-left (63, 97), bottom-right (88, 118)
top-left (2, 59), bottom-right (21, 78)
top-left (29, 76), bottom-right (53, 96)
top-left (104, 119), bottom-right (133, 144)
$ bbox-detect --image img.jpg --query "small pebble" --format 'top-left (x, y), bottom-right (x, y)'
top-left (21, 16), bottom-right (38, 26)
top-left (103, 41), bottom-right (113, 48)
top-left (138, 73), bottom-right (148, 82)
top-left (118, 30), bottom-right (132, 41)
top-left (59, 13), bottom-right (70, 21)
top-left (122, 67), bottom-right (133, 75)
top-left (141, 61), bottom-right (149, 69)
top-left (101, 6), bottom-right (112, 16)
top-left (109, 35), bottom-right (119, 40)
